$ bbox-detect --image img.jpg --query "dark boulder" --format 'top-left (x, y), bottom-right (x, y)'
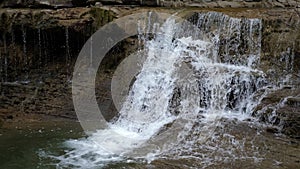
top-left (96, 0), bottom-right (122, 5)
top-left (71, 0), bottom-right (87, 6)
top-left (122, 0), bottom-right (140, 5)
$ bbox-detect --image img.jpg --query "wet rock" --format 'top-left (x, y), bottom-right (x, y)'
top-left (0, 118), bottom-right (3, 127)
top-left (71, 0), bottom-right (87, 6)
top-left (122, 0), bottom-right (139, 5)
top-left (243, 118), bottom-right (253, 122)
top-left (1, 0), bottom-right (300, 8)
top-left (286, 97), bottom-right (300, 107)
top-left (140, 0), bottom-right (160, 6)
top-left (253, 88), bottom-right (300, 138)
top-left (0, 7), bottom-right (116, 82)
top-left (216, 1), bottom-right (242, 8)
top-left (1, 0), bottom-right (74, 8)
top-left (103, 0), bottom-right (122, 5)
top-left (0, 4), bottom-right (299, 131)
top-left (266, 127), bottom-right (279, 133)
top-left (6, 115), bottom-right (13, 119)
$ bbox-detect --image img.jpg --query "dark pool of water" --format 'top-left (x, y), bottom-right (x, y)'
top-left (0, 121), bottom-right (84, 169)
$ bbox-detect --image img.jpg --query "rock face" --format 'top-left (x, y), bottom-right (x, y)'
top-left (253, 88), bottom-right (300, 138)
top-left (0, 7), bottom-right (116, 121)
top-left (0, 2), bottom-right (299, 138)
top-left (1, 0), bottom-right (300, 8)
top-left (183, 7), bottom-right (300, 138)
top-left (1, 0), bottom-right (73, 8)
top-left (0, 7), bottom-right (115, 81)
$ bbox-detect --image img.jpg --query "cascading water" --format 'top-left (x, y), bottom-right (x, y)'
top-left (3, 34), bottom-right (7, 82)
top-left (38, 28), bottom-right (42, 69)
top-left (65, 27), bottom-right (71, 77)
top-left (0, 37), bottom-right (2, 84)
top-left (43, 30), bottom-right (49, 66)
top-left (11, 30), bottom-right (17, 79)
top-left (22, 24), bottom-right (28, 78)
top-left (53, 12), bottom-right (267, 168)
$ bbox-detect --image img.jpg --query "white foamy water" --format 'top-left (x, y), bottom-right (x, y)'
top-left (53, 12), bottom-right (267, 168)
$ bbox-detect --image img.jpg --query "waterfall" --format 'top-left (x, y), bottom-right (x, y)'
top-left (65, 27), bottom-right (70, 64)
top-left (65, 27), bottom-right (71, 78)
top-left (22, 24), bottom-right (28, 79)
top-left (38, 28), bottom-right (42, 69)
top-left (0, 38), bottom-right (2, 84)
top-left (66, 27), bottom-right (70, 63)
top-left (0, 33), bottom-right (8, 82)
top-left (3, 34), bottom-right (7, 82)
top-left (11, 30), bottom-right (17, 80)
top-left (43, 31), bottom-right (49, 66)
top-left (55, 12), bottom-right (266, 168)
top-left (278, 47), bottom-right (296, 85)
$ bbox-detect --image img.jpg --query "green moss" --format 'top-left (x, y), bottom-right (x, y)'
top-left (0, 12), bottom-right (10, 32)
top-left (89, 7), bottom-right (116, 30)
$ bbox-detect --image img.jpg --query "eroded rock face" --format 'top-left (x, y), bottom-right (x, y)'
top-left (0, 7), bottom-right (115, 81)
top-left (253, 88), bottom-right (300, 138)
top-left (0, 7), bottom-right (116, 121)
top-left (1, 0), bottom-right (74, 8)
top-left (2, 0), bottom-right (300, 8)
top-left (260, 9), bottom-right (300, 86)
top-left (164, 0), bottom-right (299, 8)
top-left (0, 5), bottom-right (299, 140)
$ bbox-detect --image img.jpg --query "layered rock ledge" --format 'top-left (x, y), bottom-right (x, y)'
top-left (1, 0), bottom-right (300, 8)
